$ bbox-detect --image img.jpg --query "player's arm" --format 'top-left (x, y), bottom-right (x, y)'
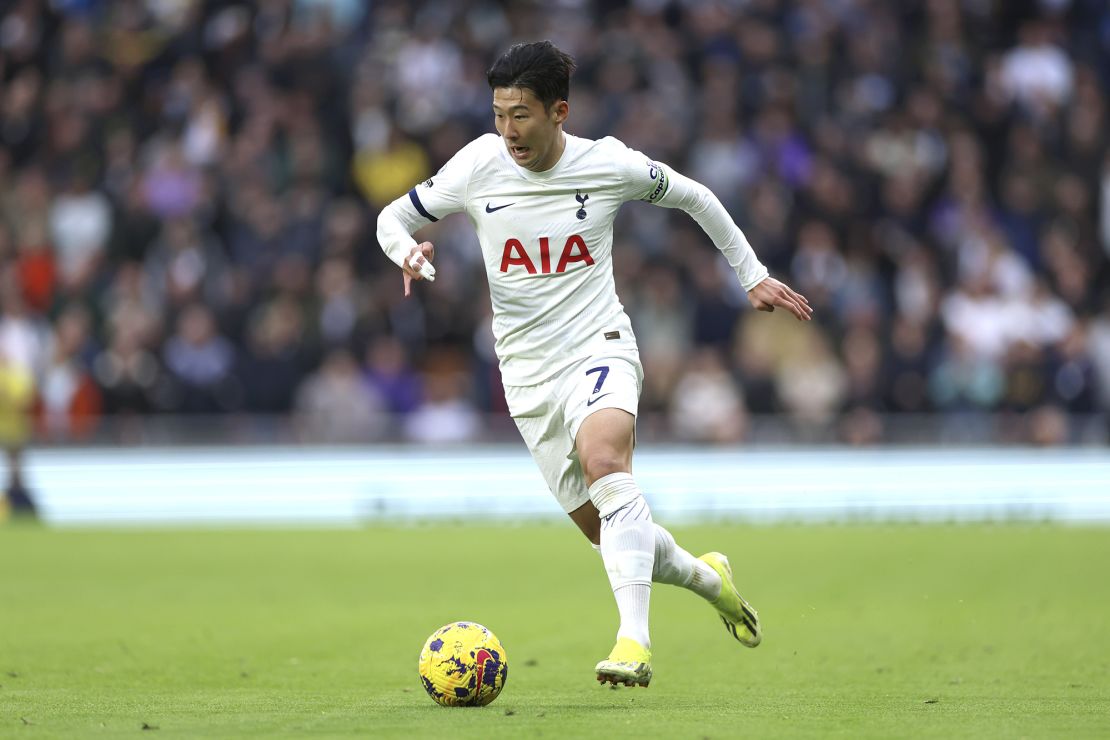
top-left (615, 142), bottom-right (811, 321)
top-left (376, 199), bottom-right (436, 298)
top-left (376, 143), bottom-right (474, 297)
top-left (656, 168), bottom-right (810, 320)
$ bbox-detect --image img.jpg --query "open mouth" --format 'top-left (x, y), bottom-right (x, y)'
top-left (509, 145), bottom-right (530, 160)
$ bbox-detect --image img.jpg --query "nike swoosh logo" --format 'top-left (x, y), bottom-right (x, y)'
top-left (586, 392), bottom-right (614, 407)
top-left (485, 202), bottom-right (514, 213)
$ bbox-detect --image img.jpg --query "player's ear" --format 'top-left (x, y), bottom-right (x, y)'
top-left (551, 100), bottom-right (569, 124)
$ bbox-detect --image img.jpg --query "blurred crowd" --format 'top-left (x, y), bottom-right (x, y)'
top-left (1, 0), bottom-right (1109, 449)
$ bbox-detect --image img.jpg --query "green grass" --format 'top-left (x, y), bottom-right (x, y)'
top-left (1, 523), bottom-right (1108, 738)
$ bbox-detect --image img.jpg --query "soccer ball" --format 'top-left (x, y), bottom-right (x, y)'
top-left (418, 622), bottom-right (508, 707)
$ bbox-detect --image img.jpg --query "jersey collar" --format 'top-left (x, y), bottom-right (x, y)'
top-left (507, 132), bottom-right (574, 181)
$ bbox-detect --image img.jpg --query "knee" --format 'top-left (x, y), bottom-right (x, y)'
top-left (581, 451), bottom-right (629, 487)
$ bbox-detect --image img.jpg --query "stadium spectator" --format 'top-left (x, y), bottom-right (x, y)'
top-left (238, 295), bottom-right (313, 414)
top-left (363, 335), bottom-right (422, 417)
top-left (0, 0), bottom-right (1107, 445)
top-left (161, 303), bottom-right (237, 414)
top-left (669, 347), bottom-right (747, 444)
top-left (402, 348), bottom-right (480, 444)
top-left (294, 347), bottom-right (385, 443)
top-left (0, 278), bottom-right (41, 515)
top-left (35, 302), bottom-right (101, 439)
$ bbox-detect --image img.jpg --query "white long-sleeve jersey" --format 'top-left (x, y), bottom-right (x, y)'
top-left (377, 132), bottom-right (768, 386)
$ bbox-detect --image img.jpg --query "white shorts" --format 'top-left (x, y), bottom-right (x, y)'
top-left (505, 354), bottom-right (643, 514)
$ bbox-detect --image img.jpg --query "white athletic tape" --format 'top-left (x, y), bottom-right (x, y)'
top-left (408, 253), bottom-right (436, 281)
top-left (588, 472), bottom-right (641, 519)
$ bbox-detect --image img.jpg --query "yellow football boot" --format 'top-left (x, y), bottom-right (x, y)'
top-left (595, 636), bottom-right (652, 687)
top-left (698, 552), bottom-right (762, 648)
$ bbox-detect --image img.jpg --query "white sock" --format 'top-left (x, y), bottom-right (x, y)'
top-left (590, 473), bottom-right (654, 649)
top-left (652, 524), bottom-right (722, 601)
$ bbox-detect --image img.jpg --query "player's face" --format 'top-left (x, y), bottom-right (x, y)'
top-left (492, 86), bottom-right (568, 172)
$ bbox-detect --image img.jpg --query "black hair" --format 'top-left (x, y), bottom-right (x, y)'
top-left (486, 41), bottom-right (576, 109)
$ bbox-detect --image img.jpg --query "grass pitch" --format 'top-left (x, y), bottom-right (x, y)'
top-left (1, 523), bottom-right (1108, 738)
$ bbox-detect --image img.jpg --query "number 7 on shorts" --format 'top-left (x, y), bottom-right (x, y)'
top-left (585, 365), bottom-right (610, 394)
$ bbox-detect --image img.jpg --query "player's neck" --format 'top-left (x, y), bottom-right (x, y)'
top-left (530, 130), bottom-right (566, 173)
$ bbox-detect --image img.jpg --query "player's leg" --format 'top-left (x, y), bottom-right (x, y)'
top-left (570, 498), bottom-right (715, 601)
top-left (570, 499), bottom-right (757, 646)
top-left (577, 409), bottom-right (648, 641)
top-left (575, 407), bottom-right (656, 686)
top-left (568, 500), bottom-right (600, 545)
top-left (567, 354), bottom-right (761, 649)
top-left (506, 374), bottom-right (652, 685)
top-left (650, 522), bottom-right (720, 597)
top-left (3, 446), bottom-right (36, 518)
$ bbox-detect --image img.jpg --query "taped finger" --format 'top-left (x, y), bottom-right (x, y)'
top-left (408, 253), bottom-right (437, 281)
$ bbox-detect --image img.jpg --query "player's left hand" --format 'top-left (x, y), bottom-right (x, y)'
top-left (747, 277), bottom-right (812, 321)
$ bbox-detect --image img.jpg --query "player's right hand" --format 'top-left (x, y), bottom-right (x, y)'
top-left (402, 242), bottom-right (436, 297)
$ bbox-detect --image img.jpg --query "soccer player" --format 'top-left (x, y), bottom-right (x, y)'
top-left (377, 41), bottom-right (812, 687)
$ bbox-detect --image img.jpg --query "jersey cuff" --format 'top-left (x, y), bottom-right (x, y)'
top-left (408, 188), bottom-right (439, 222)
